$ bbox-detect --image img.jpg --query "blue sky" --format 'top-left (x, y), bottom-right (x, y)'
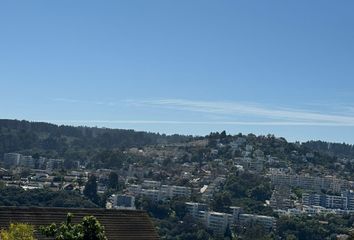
top-left (1, 1), bottom-right (354, 143)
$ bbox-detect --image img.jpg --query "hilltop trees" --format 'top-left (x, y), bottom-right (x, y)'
top-left (0, 119), bottom-right (189, 159)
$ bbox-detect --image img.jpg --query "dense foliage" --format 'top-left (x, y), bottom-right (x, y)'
top-left (84, 175), bottom-right (99, 204)
top-left (0, 186), bottom-right (97, 208)
top-left (40, 213), bottom-right (107, 240)
top-left (214, 171), bottom-right (273, 215)
top-left (136, 197), bottom-right (217, 240)
top-left (0, 119), bottom-right (190, 161)
top-left (0, 223), bottom-right (36, 240)
top-left (276, 214), bottom-right (354, 240)
top-left (303, 140), bottom-right (354, 159)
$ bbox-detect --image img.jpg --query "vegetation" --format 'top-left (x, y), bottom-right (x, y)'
top-left (135, 196), bottom-right (216, 239)
top-left (0, 223), bottom-right (36, 240)
top-left (0, 119), bottom-right (190, 168)
top-left (303, 140), bottom-right (354, 159)
top-left (276, 214), bottom-right (354, 240)
top-left (107, 172), bottom-right (119, 190)
top-left (40, 213), bottom-right (107, 240)
top-left (83, 175), bottom-right (99, 205)
top-left (0, 186), bottom-right (97, 208)
top-left (214, 171), bottom-right (273, 215)
top-left (3, 121), bottom-right (354, 239)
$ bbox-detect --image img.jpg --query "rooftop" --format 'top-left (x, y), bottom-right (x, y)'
top-left (0, 206), bottom-right (159, 240)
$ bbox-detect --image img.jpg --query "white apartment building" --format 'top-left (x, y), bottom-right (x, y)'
top-left (238, 214), bottom-right (275, 230)
top-left (127, 182), bottom-right (191, 202)
top-left (271, 173), bottom-right (354, 193)
top-left (303, 191), bottom-right (354, 210)
top-left (207, 211), bottom-right (230, 235)
top-left (185, 202), bottom-right (208, 217)
top-left (161, 185), bottom-right (192, 199)
top-left (142, 180), bottom-right (161, 189)
top-left (186, 203), bottom-right (275, 235)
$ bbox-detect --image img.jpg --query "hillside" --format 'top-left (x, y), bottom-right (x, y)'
top-left (0, 119), bottom-right (190, 160)
top-left (1, 119), bottom-right (353, 176)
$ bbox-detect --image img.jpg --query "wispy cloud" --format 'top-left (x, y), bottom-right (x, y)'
top-left (51, 97), bottom-right (354, 127)
top-left (126, 99), bottom-right (354, 126)
top-left (41, 120), bottom-right (354, 127)
top-left (53, 98), bottom-right (117, 106)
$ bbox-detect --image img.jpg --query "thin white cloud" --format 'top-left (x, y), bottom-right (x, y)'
top-left (41, 120), bottom-right (354, 127)
top-left (53, 98), bottom-right (81, 103)
top-left (51, 98), bottom-right (354, 126)
top-left (127, 99), bottom-right (354, 125)
top-left (53, 98), bottom-right (117, 106)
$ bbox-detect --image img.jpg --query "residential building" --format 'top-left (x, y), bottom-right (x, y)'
top-left (302, 191), bottom-right (354, 210)
top-left (19, 155), bottom-right (35, 168)
top-left (238, 214), bottom-right (275, 230)
top-left (142, 180), bottom-right (161, 189)
top-left (110, 194), bottom-right (136, 210)
top-left (207, 211), bottom-right (230, 235)
top-left (270, 173), bottom-right (354, 194)
top-left (185, 202), bottom-right (208, 217)
top-left (127, 183), bottom-right (191, 202)
top-left (186, 203), bottom-right (275, 235)
top-left (46, 158), bottom-right (64, 171)
top-left (3, 153), bottom-right (21, 168)
top-left (270, 185), bottom-right (294, 210)
top-left (234, 157), bottom-right (264, 173)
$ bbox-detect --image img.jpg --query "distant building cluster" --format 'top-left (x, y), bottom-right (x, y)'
top-left (3, 153), bottom-right (65, 171)
top-left (201, 176), bottom-right (225, 202)
top-left (270, 173), bottom-right (354, 194)
top-left (270, 170), bottom-right (354, 217)
top-left (127, 180), bottom-right (191, 202)
top-left (186, 202), bottom-right (275, 236)
top-left (302, 190), bottom-right (354, 211)
top-left (234, 157), bottom-right (264, 173)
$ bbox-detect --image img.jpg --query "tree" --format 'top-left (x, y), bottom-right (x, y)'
top-left (40, 213), bottom-right (107, 240)
top-left (247, 184), bottom-right (271, 202)
top-left (107, 172), bottom-right (119, 190)
top-left (211, 192), bottom-right (232, 212)
top-left (0, 223), bottom-right (36, 240)
top-left (84, 175), bottom-right (99, 204)
top-left (237, 220), bottom-right (267, 240)
top-left (81, 216), bottom-right (107, 240)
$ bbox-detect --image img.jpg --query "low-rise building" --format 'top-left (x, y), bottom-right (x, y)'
top-left (142, 180), bottom-right (161, 189)
top-left (46, 158), bottom-right (64, 171)
top-left (271, 173), bottom-right (354, 194)
top-left (302, 191), bottom-right (354, 210)
top-left (3, 153), bottom-right (21, 169)
top-left (109, 194), bottom-right (136, 210)
top-left (185, 203), bottom-right (275, 235)
top-left (207, 211), bottom-right (230, 235)
top-left (185, 202), bottom-right (208, 217)
top-left (127, 182), bottom-right (191, 202)
top-left (238, 214), bottom-right (275, 230)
